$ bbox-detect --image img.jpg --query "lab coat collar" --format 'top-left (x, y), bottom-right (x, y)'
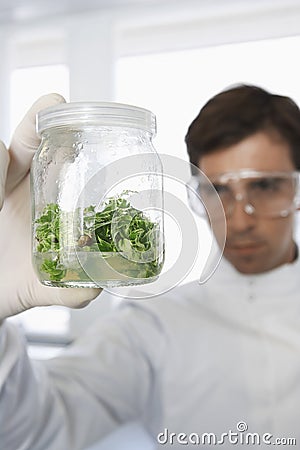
top-left (194, 247), bottom-right (300, 319)
top-left (213, 250), bottom-right (300, 294)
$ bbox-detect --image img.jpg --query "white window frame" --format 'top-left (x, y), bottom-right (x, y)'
top-left (115, 0), bottom-right (300, 57)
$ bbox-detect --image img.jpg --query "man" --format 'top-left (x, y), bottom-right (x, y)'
top-left (0, 84), bottom-right (299, 449)
top-left (186, 84), bottom-right (300, 274)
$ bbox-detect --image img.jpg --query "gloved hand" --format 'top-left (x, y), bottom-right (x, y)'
top-left (0, 94), bottom-right (102, 321)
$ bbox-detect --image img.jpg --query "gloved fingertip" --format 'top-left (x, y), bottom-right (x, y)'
top-left (56, 287), bottom-right (102, 309)
top-left (30, 93), bottom-right (66, 116)
top-left (36, 92), bottom-right (66, 105)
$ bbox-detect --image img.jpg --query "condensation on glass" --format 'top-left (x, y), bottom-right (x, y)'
top-left (31, 102), bottom-right (164, 288)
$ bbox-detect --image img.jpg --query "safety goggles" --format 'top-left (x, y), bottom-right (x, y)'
top-left (187, 169), bottom-right (300, 219)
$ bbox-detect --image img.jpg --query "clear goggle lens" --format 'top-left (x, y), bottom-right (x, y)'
top-left (187, 170), bottom-right (300, 219)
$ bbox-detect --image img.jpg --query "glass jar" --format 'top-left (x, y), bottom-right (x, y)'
top-left (31, 102), bottom-right (164, 288)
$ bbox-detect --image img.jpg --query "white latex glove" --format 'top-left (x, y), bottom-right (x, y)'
top-left (0, 94), bottom-right (101, 321)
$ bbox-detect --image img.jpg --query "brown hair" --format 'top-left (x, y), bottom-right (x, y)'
top-left (185, 84), bottom-right (300, 173)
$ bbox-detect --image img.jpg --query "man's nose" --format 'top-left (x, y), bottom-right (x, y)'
top-left (227, 195), bottom-right (256, 232)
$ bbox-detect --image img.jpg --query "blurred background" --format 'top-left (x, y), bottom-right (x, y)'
top-left (3, 0), bottom-right (300, 447)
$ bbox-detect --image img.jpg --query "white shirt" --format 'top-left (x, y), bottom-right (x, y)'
top-left (1, 256), bottom-right (300, 449)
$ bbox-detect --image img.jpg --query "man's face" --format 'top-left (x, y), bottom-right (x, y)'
top-left (199, 131), bottom-right (298, 274)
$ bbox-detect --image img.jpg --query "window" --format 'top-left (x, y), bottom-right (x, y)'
top-left (115, 35), bottom-right (300, 282)
top-left (116, 35), bottom-right (300, 157)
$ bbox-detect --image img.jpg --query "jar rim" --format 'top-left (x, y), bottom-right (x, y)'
top-left (36, 101), bottom-right (156, 135)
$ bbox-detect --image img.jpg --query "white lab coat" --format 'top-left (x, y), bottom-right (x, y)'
top-left (1, 256), bottom-right (300, 450)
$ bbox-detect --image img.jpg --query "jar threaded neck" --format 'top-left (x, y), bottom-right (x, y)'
top-left (37, 101), bottom-right (156, 136)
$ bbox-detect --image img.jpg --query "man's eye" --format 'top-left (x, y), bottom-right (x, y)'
top-left (251, 178), bottom-right (281, 191)
top-left (213, 184), bottom-right (230, 195)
